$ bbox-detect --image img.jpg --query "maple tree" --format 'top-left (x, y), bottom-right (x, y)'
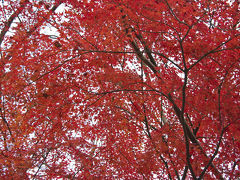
top-left (0, 0), bottom-right (239, 179)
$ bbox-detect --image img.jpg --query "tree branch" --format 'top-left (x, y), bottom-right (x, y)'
top-left (0, 1), bottom-right (28, 47)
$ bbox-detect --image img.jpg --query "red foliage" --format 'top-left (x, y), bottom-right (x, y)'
top-left (0, 0), bottom-right (239, 179)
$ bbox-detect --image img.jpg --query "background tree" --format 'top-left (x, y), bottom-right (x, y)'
top-left (0, 0), bottom-right (239, 179)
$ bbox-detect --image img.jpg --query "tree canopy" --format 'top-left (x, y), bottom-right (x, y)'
top-left (0, 0), bottom-right (239, 179)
